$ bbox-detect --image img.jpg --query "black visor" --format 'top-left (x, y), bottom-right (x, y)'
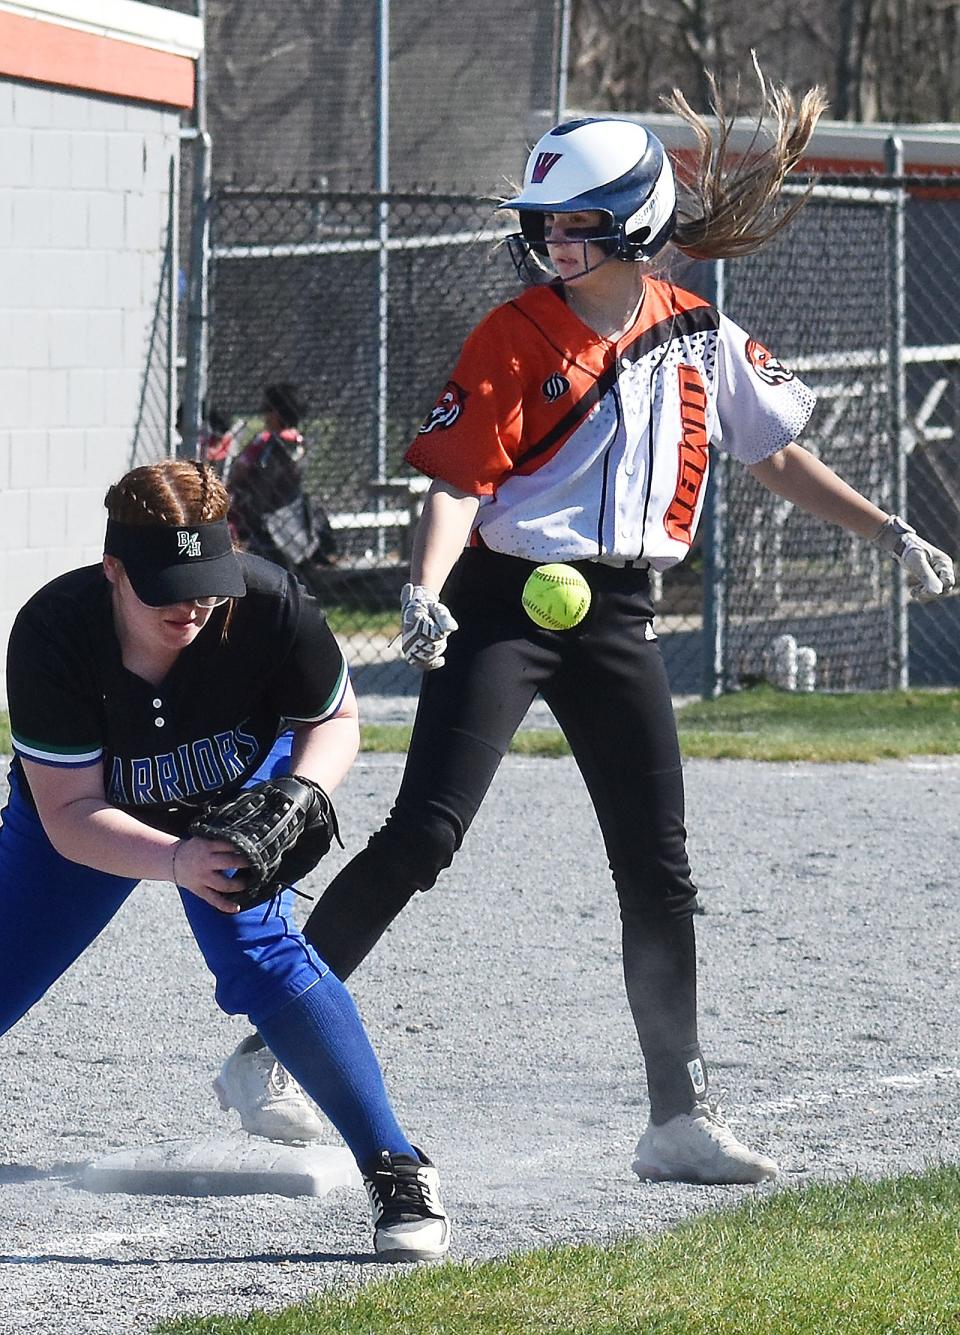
top-left (104, 518), bottom-right (246, 606)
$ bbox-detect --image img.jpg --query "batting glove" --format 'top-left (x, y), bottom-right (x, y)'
top-left (400, 583), bottom-right (459, 670)
top-left (872, 514), bottom-right (956, 603)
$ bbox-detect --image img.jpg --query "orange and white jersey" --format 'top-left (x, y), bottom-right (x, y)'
top-left (404, 278), bottom-right (815, 571)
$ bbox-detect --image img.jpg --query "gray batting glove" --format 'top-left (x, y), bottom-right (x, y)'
top-left (400, 583), bottom-right (459, 670)
top-left (872, 514), bottom-right (956, 603)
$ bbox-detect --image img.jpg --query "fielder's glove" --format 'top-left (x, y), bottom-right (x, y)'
top-left (400, 583), bottom-right (458, 670)
top-left (872, 514), bottom-right (956, 603)
top-left (188, 774), bottom-right (343, 911)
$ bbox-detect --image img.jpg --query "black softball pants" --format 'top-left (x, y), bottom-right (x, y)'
top-left (304, 546), bottom-right (705, 1122)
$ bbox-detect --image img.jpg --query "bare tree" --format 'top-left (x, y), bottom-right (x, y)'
top-left (570, 0), bottom-right (831, 113)
top-left (569, 0), bottom-right (960, 123)
top-left (835, 0), bottom-right (878, 120)
top-left (674, 0), bottom-right (720, 108)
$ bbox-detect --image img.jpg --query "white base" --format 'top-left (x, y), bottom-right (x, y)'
top-left (80, 1133), bottom-right (361, 1198)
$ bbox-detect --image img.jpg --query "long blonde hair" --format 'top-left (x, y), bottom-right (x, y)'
top-left (668, 58), bottom-right (828, 261)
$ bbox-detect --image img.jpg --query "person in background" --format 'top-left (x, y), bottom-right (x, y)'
top-left (227, 382), bottom-right (337, 583)
top-left (173, 403), bottom-right (237, 478)
top-left (202, 406), bottom-right (235, 475)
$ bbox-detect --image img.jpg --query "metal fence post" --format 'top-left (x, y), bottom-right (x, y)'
top-left (702, 256), bottom-right (727, 698)
top-left (553, 0), bottom-right (571, 120)
top-left (375, 0), bottom-right (391, 560)
top-left (180, 131), bottom-right (211, 461)
top-left (165, 152), bottom-right (178, 457)
top-left (180, 0), bottom-right (210, 461)
top-left (885, 137), bottom-right (909, 687)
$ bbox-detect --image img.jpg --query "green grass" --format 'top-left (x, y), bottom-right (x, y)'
top-left (360, 687), bottom-right (960, 762)
top-left (2, 689), bottom-right (957, 763)
top-left (154, 1165), bottom-right (960, 1333)
top-left (359, 724), bottom-right (576, 758)
top-left (676, 685), bottom-right (960, 761)
top-left (325, 605), bottom-right (400, 637)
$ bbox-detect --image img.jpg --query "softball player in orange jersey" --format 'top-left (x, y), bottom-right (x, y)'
top-left (227, 88), bottom-right (954, 1185)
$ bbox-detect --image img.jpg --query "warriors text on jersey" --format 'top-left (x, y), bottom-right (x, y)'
top-left (405, 277), bottom-right (816, 570)
top-left (6, 555), bottom-right (348, 834)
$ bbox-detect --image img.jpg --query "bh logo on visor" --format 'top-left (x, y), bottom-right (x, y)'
top-left (177, 530), bottom-right (203, 558)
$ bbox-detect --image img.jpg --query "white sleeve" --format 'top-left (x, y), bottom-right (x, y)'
top-left (713, 312), bottom-right (817, 465)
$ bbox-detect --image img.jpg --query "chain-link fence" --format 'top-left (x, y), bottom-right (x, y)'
top-left (902, 179), bottom-right (960, 684)
top-left (207, 190), bottom-right (519, 692)
top-left (715, 181), bottom-right (900, 694)
top-left (204, 174), bottom-right (960, 699)
top-left (713, 175), bottom-right (960, 694)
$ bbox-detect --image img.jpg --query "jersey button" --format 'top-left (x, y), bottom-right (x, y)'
top-left (152, 698), bottom-right (162, 708)
top-left (154, 717), bottom-right (165, 728)
top-left (624, 465), bottom-right (635, 476)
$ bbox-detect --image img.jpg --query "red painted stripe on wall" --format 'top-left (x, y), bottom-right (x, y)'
top-left (0, 9), bottom-right (194, 109)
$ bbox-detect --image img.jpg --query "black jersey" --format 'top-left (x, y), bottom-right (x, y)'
top-left (6, 554), bottom-right (349, 835)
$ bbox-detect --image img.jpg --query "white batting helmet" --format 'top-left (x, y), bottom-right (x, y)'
top-left (500, 117), bottom-right (677, 269)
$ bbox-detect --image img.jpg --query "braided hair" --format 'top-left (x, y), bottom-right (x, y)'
top-left (104, 460), bottom-right (229, 526)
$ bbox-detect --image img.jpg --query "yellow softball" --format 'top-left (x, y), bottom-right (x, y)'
top-left (521, 563), bottom-right (591, 631)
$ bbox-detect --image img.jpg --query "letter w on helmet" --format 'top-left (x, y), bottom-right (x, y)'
top-left (499, 117), bottom-right (677, 282)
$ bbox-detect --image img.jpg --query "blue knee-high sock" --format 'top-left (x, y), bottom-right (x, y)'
top-left (255, 972), bottom-right (416, 1167)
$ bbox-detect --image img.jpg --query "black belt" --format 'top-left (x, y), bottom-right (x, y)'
top-left (457, 545), bottom-right (652, 595)
top-left (592, 555), bottom-right (650, 570)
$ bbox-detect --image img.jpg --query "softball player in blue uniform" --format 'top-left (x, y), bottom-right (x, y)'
top-left (226, 92), bottom-right (955, 1184)
top-left (1, 459), bottom-right (449, 1262)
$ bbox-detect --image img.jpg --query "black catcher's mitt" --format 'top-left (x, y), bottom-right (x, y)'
top-left (188, 774), bottom-right (342, 910)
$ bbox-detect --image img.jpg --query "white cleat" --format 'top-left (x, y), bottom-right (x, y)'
top-left (213, 1039), bottom-right (326, 1143)
top-left (362, 1147), bottom-right (451, 1262)
top-left (632, 1102), bottom-right (779, 1185)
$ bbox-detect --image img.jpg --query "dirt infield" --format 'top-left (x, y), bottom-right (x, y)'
top-left (1, 754), bottom-right (957, 1333)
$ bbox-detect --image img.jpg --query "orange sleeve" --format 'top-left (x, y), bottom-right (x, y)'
top-left (404, 309), bottom-right (523, 495)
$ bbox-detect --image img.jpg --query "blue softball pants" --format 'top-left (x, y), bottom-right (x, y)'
top-left (0, 736), bottom-right (415, 1166)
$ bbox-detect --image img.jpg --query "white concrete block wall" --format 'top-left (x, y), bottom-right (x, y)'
top-left (0, 78), bottom-right (182, 705)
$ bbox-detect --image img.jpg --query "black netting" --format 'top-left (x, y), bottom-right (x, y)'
top-left (205, 179), bottom-right (960, 697)
top-left (209, 190), bottom-right (516, 523)
top-left (901, 186), bottom-right (960, 685)
top-left (715, 177), bottom-right (960, 692)
top-left (206, 191), bottom-right (521, 689)
top-left (719, 184), bottom-right (898, 691)
top-left (92, 6), bottom-right (960, 698)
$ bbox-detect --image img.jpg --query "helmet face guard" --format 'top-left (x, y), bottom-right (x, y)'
top-left (500, 117), bottom-right (677, 283)
top-left (520, 209), bottom-right (622, 257)
top-left (505, 219), bottom-right (622, 285)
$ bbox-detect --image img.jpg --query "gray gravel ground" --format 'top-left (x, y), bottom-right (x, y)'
top-left (1, 750), bottom-right (958, 1333)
